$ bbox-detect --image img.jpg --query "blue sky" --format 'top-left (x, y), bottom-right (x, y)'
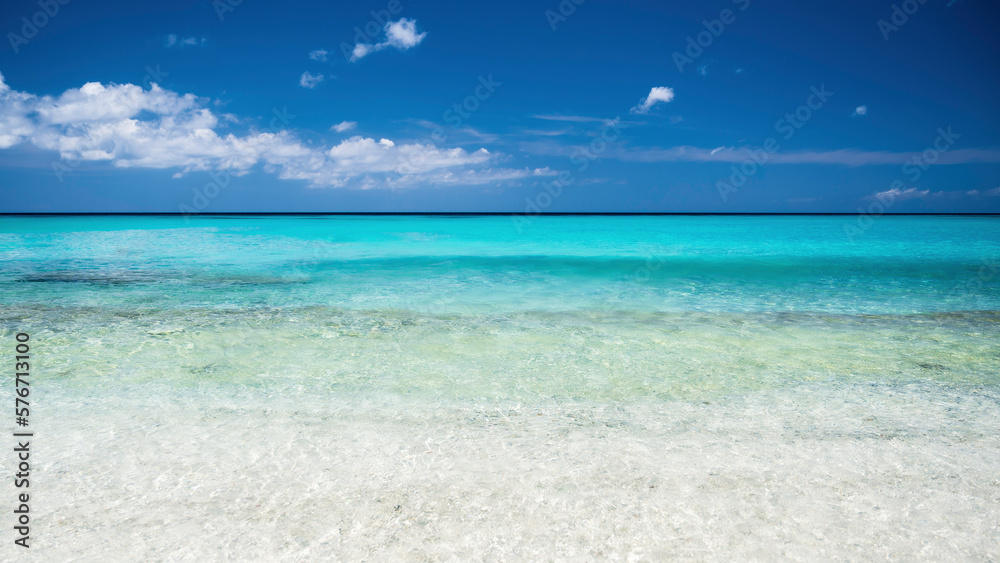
top-left (0, 0), bottom-right (998, 212)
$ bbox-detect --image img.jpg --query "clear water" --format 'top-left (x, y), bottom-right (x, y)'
top-left (2, 215), bottom-right (998, 560)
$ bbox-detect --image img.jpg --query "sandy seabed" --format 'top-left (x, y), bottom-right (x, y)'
top-left (17, 381), bottom-right (1000, 562)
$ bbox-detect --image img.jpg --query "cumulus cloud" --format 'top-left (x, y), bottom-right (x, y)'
top-left (0, 77), bottom-right (35, 149)
top-left (384, 19), bottom-right (426, 49)
top-left (331, 121), bottom-right (357, 133)
top-left (853, 105), bottom-right (868, 117)
top-left (320, 137), bottom-right (489, 178)
top-left (309, 49), bottom-right (328, 62)
top-left (350, 18), bottom-right (426, 62)
top-left (631, 87), bottom-right (675, 115)
top-left (0, 72), bottom-right (538, 188)
top-left (299, 71), bottom-right (324, 89)
top-left (165, 35), bottom-right (206, 48)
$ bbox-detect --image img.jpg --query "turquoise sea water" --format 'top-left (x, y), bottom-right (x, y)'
top-left (3, 215), bottom-right (999, 315)
top-left (2, 215), bottom-right (998, 398)
top-left (2, 215), bottom-right (999, 560)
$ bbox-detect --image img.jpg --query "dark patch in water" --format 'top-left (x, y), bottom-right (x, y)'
top-left (19, 270), bottom-right (306, 286)
top-left (21, 271), bottom-right (157, 285)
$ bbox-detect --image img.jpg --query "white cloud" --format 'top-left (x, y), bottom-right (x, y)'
top-left (331, 121), bottom-right (357, 133)
top-left (309, 49), bottom-right (328, 62)
top-left (631, 87), bottom-right (675, 115)
top-left (34, 81), bottom-right (200, 125)
top-left (299, 71), bottom-right (324, 89)
top-left (165, 34), bottom-right (205, 48)
top-left (871, 187), bottom-right (929, 201)
top-left (350, 18), bottom-right (426, 62)
top-left (351, 43), bottom-right (374, 61)
top-left (710, 146), bottom-right (732, 156)
top-left (853, 105), bottom-right (868, 117)
top-left (323, 136), bottom-right (488, 176)
top-left (279, 137), bottom-right (550, 188)
top-left (384, 19), bottom-right (426, 49)
top-left (867, 187), bottom-right (1000, 201)
top-left (0, 73), bottom-right (35, 149)
top-left (0, 72), bottom-right (538, 189)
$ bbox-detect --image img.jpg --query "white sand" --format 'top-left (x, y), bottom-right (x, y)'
top-left (21, 382), bottom-right (1000, 561)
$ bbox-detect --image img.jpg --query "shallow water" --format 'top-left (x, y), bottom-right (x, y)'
top-left (2, 215), bottom-right (999, 560)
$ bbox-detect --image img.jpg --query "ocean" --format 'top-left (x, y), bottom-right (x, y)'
top-left (2, 214), bottom-right (998, 560)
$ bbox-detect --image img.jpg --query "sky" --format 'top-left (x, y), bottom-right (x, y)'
top-left (0, 0), bottom-right (998, 213)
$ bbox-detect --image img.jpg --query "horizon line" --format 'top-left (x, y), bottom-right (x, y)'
top-left (1, 212), bottom-right (1000, 217)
